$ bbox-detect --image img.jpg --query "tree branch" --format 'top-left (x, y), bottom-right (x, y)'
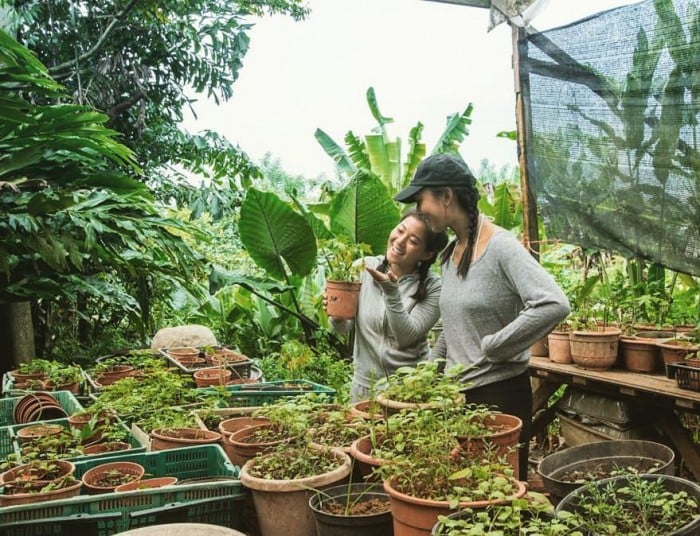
top-left (107, 89), bottom-right (145, 119)
top-left (49, 0), bottom-right (139, 75)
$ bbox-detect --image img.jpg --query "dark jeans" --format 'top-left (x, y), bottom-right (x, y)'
top-left (462, 371), bottom-right (532, 481)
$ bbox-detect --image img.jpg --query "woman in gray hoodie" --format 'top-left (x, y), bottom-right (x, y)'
top-left (326, 209), bottom-right (448, 402)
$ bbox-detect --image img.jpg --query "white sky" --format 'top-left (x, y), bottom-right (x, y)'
top-left (181, 0), bottom-right (638, 179)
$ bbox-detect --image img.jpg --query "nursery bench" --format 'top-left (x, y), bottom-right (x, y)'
top-left (528, 355), bottom-right (700, 481)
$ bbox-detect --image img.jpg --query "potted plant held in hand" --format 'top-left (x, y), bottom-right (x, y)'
top-left (322, 238), bottom-right (370, 320)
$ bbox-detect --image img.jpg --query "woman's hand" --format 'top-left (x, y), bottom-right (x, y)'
top-left (366, 266), bottom-right (397, 283)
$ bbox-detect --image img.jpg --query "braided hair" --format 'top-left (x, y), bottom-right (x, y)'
top-left (377, 208), bottom-right (449, 301)
top-left (433, 184), bottom-right (481, 279)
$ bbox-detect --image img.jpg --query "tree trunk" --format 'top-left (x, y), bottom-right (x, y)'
top-left (0, 301), bottom-right (36, 375)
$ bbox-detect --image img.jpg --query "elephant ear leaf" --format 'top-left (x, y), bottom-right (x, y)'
top-left (329, 170), bottom-right (400, 255)
top-left (239, 188), bottom-right (317, 280)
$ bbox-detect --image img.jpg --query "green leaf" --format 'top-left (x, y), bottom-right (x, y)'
top-left (329, 170), bottom-right (400, 254)
top-left (239, 188), bottom-right (317, 279)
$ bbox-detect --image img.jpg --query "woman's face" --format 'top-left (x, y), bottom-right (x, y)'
top-left (386, 215), bottom-right (432, 269)
top-left (414, 190), bottom-right (447, 232)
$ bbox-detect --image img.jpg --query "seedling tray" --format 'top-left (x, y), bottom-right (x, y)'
top-left (0, 445), bottom-right (246, 536)
top-left (196, 379), bottom-right (336, 408)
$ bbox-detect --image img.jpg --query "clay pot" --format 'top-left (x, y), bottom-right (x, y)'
top-left (114, 476), bottom-right (178, 492)
top-left (325, 280), bottom-right (361, 320)
top-left (530, 335), bottom-right (549, 357)
top-left (192, 367), bottom-right (233, 388)
top-left (223, 423), bottom-right (298, 467)
top-left (239, 448), bottom-right (353, 536)
top-left (570, 328), bottom-right (621, 370)
top-left (348, 435), bottom-right (389, 482)
top-left (13, 392), bottom-right (66, 424)
top-left (150, 427), bottom-right (221, 451)
top-left (657, 338), bottom-right (699, 367)
top-left (0, 477), bottom-right (81, 506)
top-left (347, 400), bottom-right (384, 421)
top-left (81, 461), bottom-right (145, 494)
top-left (15, 423), bottom-right (65, 444)
top-left (384, 476), bottom-right (526, 536)
top-left (83, 441), bottom-right (132, 456)
top-left (95, 365), bottom-right (135, 386)
top-left (167, 347), bottom-right (201, 362)
top-left (620, 336), bottom-right (660, 372)
top-left (547, 330), bottom-right (573, 364)
top-left (1, 459), bottom-right (75, 485)
top-left (218, 416), bottom-right (271, 437)
top-left (452, 413), bottom-right (523, 478)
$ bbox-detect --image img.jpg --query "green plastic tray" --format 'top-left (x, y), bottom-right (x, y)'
top-left (0, 445), bottom-right (246, 536)
top-left (196, 379), bottom-right (336, 408)
top-left (0, 391), bottom-right (83, 427)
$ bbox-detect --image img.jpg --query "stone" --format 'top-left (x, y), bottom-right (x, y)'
top-left (150, 325), bottom-right (217, 350)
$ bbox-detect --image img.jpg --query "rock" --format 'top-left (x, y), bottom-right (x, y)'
top-left (150, 325), bottom-right (217, 350)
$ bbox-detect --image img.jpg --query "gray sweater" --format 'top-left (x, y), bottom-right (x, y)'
top-left (431, 231), bottom-right (570, 388)
top-left (331, 256), bottom-right (442, 391)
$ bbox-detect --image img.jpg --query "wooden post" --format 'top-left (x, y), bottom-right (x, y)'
top-left (512, 25), bottom-right (540, 261)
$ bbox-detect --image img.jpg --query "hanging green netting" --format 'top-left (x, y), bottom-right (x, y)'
top-left (520, 0), bottom-right (700, 276)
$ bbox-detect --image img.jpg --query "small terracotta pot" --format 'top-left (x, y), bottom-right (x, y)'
top-left (150, 427), bottom-right (221, 451)
top-left (192, 367), bottom-right (233, 388)
top-left (547, 330), bottom-right (573, 364)
top-left (1, 459), bottom-right (75, 485)
top-left (0, 478), bottom-right (81, 506)
top-left (83, 441), bottom-right (132, 456)
top-left (15, 423), bottom-right (65, 444)
top-left (325, 280), bottom-right (361, 320)
top-left (13, 392), bottom-right (65, 424)
top-left (348, 434), bottom-right (389, 482)
top-left (114, 476), bottom-right (178, 492)
top-left (167, 347), bottom-right (200, 362)
top-left (218, 416), bottom-right (271, 437)
top-left (81, 461), bottom-right (145, 494)
top-left (96, 365), bottom-right (135, 386)
top-left (223, 423), bottom-right (297, 467)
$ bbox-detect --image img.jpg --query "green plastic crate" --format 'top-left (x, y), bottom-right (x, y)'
top-left (0, 445), bottom-right (246, 536)
top-left (0, 391), bottom-right (83, 427)
top-left (196, 379), bottom-right (336, 408)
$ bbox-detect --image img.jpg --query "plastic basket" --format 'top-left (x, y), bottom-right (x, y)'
top-left (667, 362), bottom-right (700, 392)
top-left (196, 379), bottom-right (336, 408)
top-left (0, 445), bottom-right (246, 536)
top-left (0, 391), bottom-right (83, 427)
top-left (5, 417), bottom-right (146, 463)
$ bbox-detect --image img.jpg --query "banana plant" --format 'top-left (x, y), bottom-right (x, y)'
top-left (315, 86), bottom-right (474, 197)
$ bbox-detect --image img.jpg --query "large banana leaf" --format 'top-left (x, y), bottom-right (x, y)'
top-left (432, 103), bottom-right (474, 155)
top-left (314, 128), bottom-right (357, 176)
top-left (329, 170), bottom-right (400, 255)
top-left (239, 188), bottom-right (317, 280)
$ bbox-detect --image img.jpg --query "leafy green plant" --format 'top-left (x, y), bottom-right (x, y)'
top-left (376, 360), bottom-right (466, 404)
top-left (320, 238), bottom-right (370, 283)
top-left (565, 474), bottom-right (699, 535)
top-left (246, 443), bottom-right (344, 481)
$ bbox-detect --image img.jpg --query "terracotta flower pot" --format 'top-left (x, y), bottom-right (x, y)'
top-left (114, 476), bottom-right (178, 492)
top-left (452, 413), bottom-right (523, 478)
top-left (166, 347), bottom-right (201, 364)
top-left (239, 448), bottom-right (353, 536)
top-left (619, 336), bottom-right (660, 372)
top-left (547, 330), bottom-right (572, 364)
top-left (569, 328), bottom-right (621, 370)
top-left (223, 423), bottom-right (298, 467)
top-left (15, 422), bottom-right (65, 444)
top-left (149, 427), bottom-right (221, 451)
top-left (530, 335), bottom-right (549, 357)
top-left (12, 392), bottom-right (66, 424)
top-left (81, 461), bottom-right (145, 494)
top-left (348, 435), bottom-right (390, 482)
top-left (0, 477), bottom-right (82, 506)
top-left (384, 476), bottom-right (526, 536)
top-left (1, 459), bottom-right (75, 486)
top-left (83, 441), bottom-right (132, 456)
top-left (192, 366), bottom-right (233, 388)
top-left (325, 280), bottom-right (361, 320)
top-left (95, 364), bottom-right (135, 386)
top-left (218, 416), bottom-right (271, 437)
top-left (347, 400), bottom-right (383, 421)
top-left (657, 338), bottom-right (699, 367)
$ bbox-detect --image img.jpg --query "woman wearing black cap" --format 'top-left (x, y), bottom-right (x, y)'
top-left (394, 153), bottom-right (570, 481)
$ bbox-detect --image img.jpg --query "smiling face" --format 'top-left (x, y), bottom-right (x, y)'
top-left (414, 189), bottom-right (448, 233)
top-left (385, 214), bottom-right (433, 271)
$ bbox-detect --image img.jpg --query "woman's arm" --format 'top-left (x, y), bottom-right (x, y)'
top-left (481, 238), bottom-right (570, 360)
top-left (379, 276), bottom-right (441, 348)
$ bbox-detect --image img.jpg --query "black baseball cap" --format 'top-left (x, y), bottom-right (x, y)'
top-left (394, 153), bottom-right (476, 203)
